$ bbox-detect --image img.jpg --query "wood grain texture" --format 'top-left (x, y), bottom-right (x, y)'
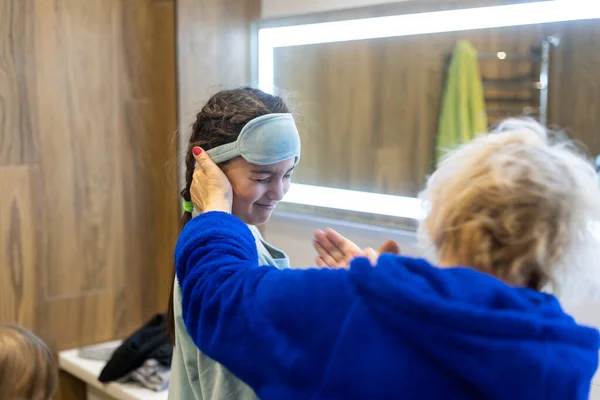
top-left (177, 0), bottom-right (260, 172)
top-left (547, 20), bottom-right (600, 157)
top-left (54, 370), bottom-right (86, 400)
top-left (146, 0), bottom-right (179, 312)
top-left (34, 0), bottom-right (120, 299)
top-left (0, 2), bottom-right (178, 395)
top-left (0, 0), bottom-right (35, 165)
top-left (116, 0), bottom-right (179, 327)
top-left (0, 166), bottom-right (37, 329)
top-left (54, 371), bottom-right (87, 400)
top-left (33, 0), bottom-right (178, 348)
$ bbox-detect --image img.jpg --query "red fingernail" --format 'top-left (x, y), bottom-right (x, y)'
top-left (193, 147), bottom-right (202, 156)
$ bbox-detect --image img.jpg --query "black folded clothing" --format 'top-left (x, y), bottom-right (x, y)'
top-left (98, 313), bottom-right (172, 383)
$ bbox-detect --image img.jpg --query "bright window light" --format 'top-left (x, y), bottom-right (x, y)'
top-left (261, 0), bottom-right (600, 219)
top-left (283, 184), bottom-right (426, 220)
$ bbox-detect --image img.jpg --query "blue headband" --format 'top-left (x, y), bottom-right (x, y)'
top-left (206, 113), bottom-right (301, 166)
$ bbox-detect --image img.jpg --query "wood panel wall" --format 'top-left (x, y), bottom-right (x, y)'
top-left (547, 20), bottom-right (600, 155)
top-left (177, 0), bottom-right (260, 176)
top-left (274, 20), bottom-right (600, 200)
top-left (0, 1), bottom-right (178, 396)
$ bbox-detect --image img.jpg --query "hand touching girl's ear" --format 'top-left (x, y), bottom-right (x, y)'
top-left (190, 147), bottom-right (233, 214)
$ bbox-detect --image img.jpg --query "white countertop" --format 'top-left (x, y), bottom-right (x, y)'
top-left (59, 342), bottom-right (168, 400)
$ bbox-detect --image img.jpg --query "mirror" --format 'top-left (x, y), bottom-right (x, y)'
top-left (258, 2), bottom-right (600, 227)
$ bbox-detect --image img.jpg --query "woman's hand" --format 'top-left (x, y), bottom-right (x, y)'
top-left (313, 228), bottom-right (363, 268)
top-left (190, 147), bottom-right (233, 214)
top-left (313, 229), bottom-right (401, 268)
top-left (377, 240), bottom-right (401, 255)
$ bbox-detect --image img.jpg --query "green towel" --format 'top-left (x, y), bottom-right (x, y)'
top-left (436, 40), bottom-right (487, 165)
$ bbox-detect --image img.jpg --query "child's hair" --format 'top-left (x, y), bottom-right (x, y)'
top-left (167, 87), bottom-right (290, 342)
top-left (419, 118), bottom-right (600, 302)
top-left (0, 324), bottom-right (58, 400)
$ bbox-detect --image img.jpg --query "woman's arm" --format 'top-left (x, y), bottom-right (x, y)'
top-left (176, 211), bottom-right (357, 398)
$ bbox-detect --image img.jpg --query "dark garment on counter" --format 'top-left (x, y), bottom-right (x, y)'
top-left (99, 313), bottom-right (172, 383)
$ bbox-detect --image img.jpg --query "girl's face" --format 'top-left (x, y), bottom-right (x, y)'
top-left (221, 157), bottom-right (295, 226)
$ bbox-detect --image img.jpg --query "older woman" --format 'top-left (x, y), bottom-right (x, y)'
top-left (175, 119), bottom-right (600, 400)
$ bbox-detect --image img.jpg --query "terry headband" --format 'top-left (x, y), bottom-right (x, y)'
top-left (206, 113), bottom-right (301, 166)
top-left (182, 113), bottom-right (301, 213)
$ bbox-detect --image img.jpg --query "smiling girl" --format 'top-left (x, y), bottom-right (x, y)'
top-left (167, 87), bottom-right (300, 400)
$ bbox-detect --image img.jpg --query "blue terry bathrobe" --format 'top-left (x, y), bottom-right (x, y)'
top-left (175, 211), bottom-right (599, 400)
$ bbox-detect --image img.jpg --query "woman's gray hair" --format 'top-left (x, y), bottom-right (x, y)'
top-left (419, 118), bottom-right (600, 305)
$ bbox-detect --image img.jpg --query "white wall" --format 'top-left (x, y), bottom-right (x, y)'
top-left (592, 385), bottom-right (600, 400)
top-left (565, 301), bottom-right (600, 393)
top-left (261, 0), bottom-right (410, 19)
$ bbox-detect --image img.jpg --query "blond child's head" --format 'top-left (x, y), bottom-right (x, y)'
top-left (0, 324), bottom-right (58, 400)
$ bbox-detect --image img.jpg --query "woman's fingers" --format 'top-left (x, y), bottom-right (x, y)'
top-left (377, 240), bottom-right (401, 255)
top-left (189, 147), bottom-right (233, 213)
top-left (314, 230), bottom-right (345, 262)
top-left (363, 247), bottom-right (379, 265)
top-left (313, 239), bottom-right (342, 267)
top-left (313, 228), bottom-right (368, 268)
top-left (324, 228), bottom-right (361, 255)
top-left (315, 257), bottom-right (328, 268)
top-left (316, 228), bottom-right (361, 258)
top-left (193, 146), bottom-right (215, 171)
top-left (314, 228), bottom-right (393, 269)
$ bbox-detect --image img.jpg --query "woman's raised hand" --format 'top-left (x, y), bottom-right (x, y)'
top-left (313, 229), bottom-right (401, 268)
top-left (190, 147), bottom-right (233, 214)
top-left (313, 228), bottom-right (363, 268)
